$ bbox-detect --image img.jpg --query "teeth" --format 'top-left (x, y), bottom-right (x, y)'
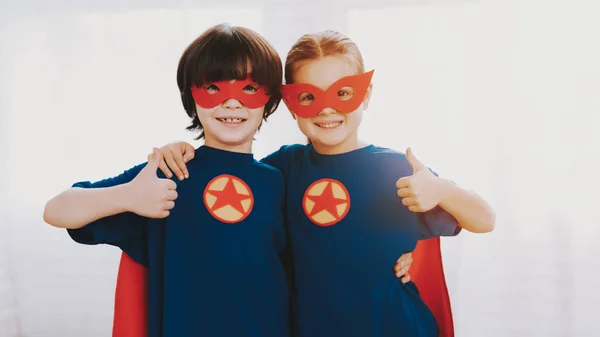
top-left (218, 118), bottom-right (244, 123)
top-left (316, 121), bottom-right (342, 129)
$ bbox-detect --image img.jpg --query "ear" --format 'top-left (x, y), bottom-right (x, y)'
top-left (362, 83), bottom-right (373, 110)
top-left (282, 99), bottom-right (297, 120)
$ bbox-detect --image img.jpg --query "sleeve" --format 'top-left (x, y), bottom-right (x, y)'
top-left (417, 170), bottom-right (462, 239)
top-left (260, 146), bottom-right (290, 173)
top-left (417, 206), bottom-right (461, 239)
top-left (67, 163), bottom-right (149, 264)
top-left (260, 145), bottom-right (304, 178)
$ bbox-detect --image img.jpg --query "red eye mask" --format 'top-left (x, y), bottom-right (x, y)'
top-left (190, 77), bottom-right (270, 109)
top-left (280, 70), bottom-right (374, 118)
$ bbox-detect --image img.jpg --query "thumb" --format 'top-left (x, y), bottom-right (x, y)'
top-left (145, 148), bottom-right (161, 172)
top-left (406, 147), bottom-right (426, 173)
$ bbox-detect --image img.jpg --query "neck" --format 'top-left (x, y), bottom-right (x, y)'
top-left (203, 138), bottom-right (253, 154)
top-left (312, 136), bottom-right (368, 155)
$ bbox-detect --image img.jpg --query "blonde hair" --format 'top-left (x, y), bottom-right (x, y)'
top-left (284, 30), bottom-right (365, 84)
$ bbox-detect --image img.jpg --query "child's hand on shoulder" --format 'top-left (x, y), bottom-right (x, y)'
top-left (149, 141), bottom-right (195, 181)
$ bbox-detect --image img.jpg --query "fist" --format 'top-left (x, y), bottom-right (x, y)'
top-left (127, 148), bottom-right (178, 218)
top-left (395, 147), bottom-right (441, 213)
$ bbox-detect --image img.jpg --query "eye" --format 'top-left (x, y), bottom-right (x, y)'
top-left (242, 84), bottom-right (259, 94)
top-left (297, 92), bottom-right (314, 106)
top-left (204, 84), bottom-right (220, 94)
top-left (337, 86), bottom-right (355, 101)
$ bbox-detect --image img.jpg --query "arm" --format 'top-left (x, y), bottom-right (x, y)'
top-left (436, 179), bottom-right (495, 233)
top-left (396, 147), bottom-right (495, 234)
top-left (44, 184), bottom-right (133, 229)
top-left (43, 149), bottom-right (178, 230)
top-left (153, 142), bottom-right (297, 179)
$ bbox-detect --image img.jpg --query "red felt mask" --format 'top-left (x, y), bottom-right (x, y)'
top-left (190, 77), bottom-right (270, 109)
top-left (280, 70), bottom-right (374, 118)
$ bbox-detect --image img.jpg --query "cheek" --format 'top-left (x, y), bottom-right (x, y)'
top-left (247, 107), bottom-right (266, 124)
top-left (345, 109), bottom-right (363, 128)
top-left (296, 117), bottom-right (314, 133)
top-left (194, 104), bottom-right (214, 122)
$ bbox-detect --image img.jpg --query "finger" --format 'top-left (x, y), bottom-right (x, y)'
top-left (406, 147), bottom-right (426, 173)
top-left (151, 152), bottom-right (173, 178)
top-left (395, 267), bottom-right (407, 278)
top-left (401, 273), bottom-right (411, 284)
top-left (165, 180), bottom-right (178, 191)
top-left (146, 148), bottom-right (162, 171)
top-left (395, 253), bottom-right (409, 265)
top-left (401, 197), bottom-right (416, 207)
top-left (397, 188), bottom-right (412, 198)
top-left (164, 201), bottom-right (175, 210)
top-left (159, 210), bottom-right (170, 218)
top-left (165, 151), bottom-right (185, 181)
top-left (158, 160), bottom-right (173, 179)
top-left (408, 205), bottom-right (423, 213)
top-left (172, 150), bottom-right (189, 179)
top-left (394, 261), bottom-right (404, 272)
top-left (396, 177), bottom-right (411, 189)
top-left (166, 190), bottom-right (178, 201)
top-left (182, 143), bottom-right (196, 163)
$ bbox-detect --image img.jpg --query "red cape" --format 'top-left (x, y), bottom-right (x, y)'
top-left (112, 238), bottom-right (453, 337)
top-left (411, 237), bottom-right (455, 337)
top-left (112, 252), bottom-right (148, 337)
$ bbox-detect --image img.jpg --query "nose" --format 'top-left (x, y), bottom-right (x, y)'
top-left (222, 98), bottom-right (242, 110)
top-left (317, 107), bottom-right (336, 116)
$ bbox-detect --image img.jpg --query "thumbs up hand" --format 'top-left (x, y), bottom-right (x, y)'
top-left (127, 148), bottom-right (178, 218)
top-left (395, 147), bottom-right (442, 213)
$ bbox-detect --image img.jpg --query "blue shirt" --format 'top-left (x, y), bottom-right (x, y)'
top-left (68, 146), bottom-right (290, 337)
top-left (262, 144), bottom-right (460, 337)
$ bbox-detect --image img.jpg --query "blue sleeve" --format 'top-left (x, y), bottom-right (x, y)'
top-left (417, 170), bottom-right (461, 239)
top-left (260, 144), bottom-right (304, 178)
top-left (417, 206), bottom-right (461, 239)
top-left (67, 163), bottom-right (149, 265)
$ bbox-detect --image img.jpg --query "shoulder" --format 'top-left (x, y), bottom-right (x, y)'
top-left (364, 145), bottom-right (413, 177)
top-left (260, 143), bottom-right (308, 172)
top-left (268, 144), bottom-right (308, 160)
top-left (253, 160), bottom-right (285, 180)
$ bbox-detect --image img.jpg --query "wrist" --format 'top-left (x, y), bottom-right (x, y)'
top-left (436, 178), bottom-right (455, 206)
top-left (114, 183), bottom-right (135, 213)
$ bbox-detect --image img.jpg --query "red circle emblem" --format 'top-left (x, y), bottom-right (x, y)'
top-left (302, 178), bottom-right (350, 227)
top-left (203, 174), bottom-right (254, 224)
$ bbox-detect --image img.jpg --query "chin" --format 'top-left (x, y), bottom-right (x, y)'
top-left (312, 132), bottom-right (348, 145)
top-left (217, 135), bottom-right (252, 146)
top-left (310, 136), bottom-right (346, 150)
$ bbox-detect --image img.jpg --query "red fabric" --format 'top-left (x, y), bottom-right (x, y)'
top-left (410, 237), bottom-right (455, 337)
top-left (280, 70), bottom-right (374, 118)
top-left (190, 77), bottom-right (269, 109)
top-left (113, 252), bottom-right (148, 337)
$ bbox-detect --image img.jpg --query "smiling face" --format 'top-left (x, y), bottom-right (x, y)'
top-left (176, 24), bottom-right (283, 153)
top-left (194, 75), bottom-right (266, 153)
top-left (290, 55), bottom-right (371, 154)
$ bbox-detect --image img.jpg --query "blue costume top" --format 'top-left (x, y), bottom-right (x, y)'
top-left (68, 146), bottom-right (290, 337)
top-left (262, 144), bottom-right (460, 337)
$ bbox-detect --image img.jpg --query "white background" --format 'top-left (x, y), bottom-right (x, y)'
top-left (1, 0), bottom-right (599, 336)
